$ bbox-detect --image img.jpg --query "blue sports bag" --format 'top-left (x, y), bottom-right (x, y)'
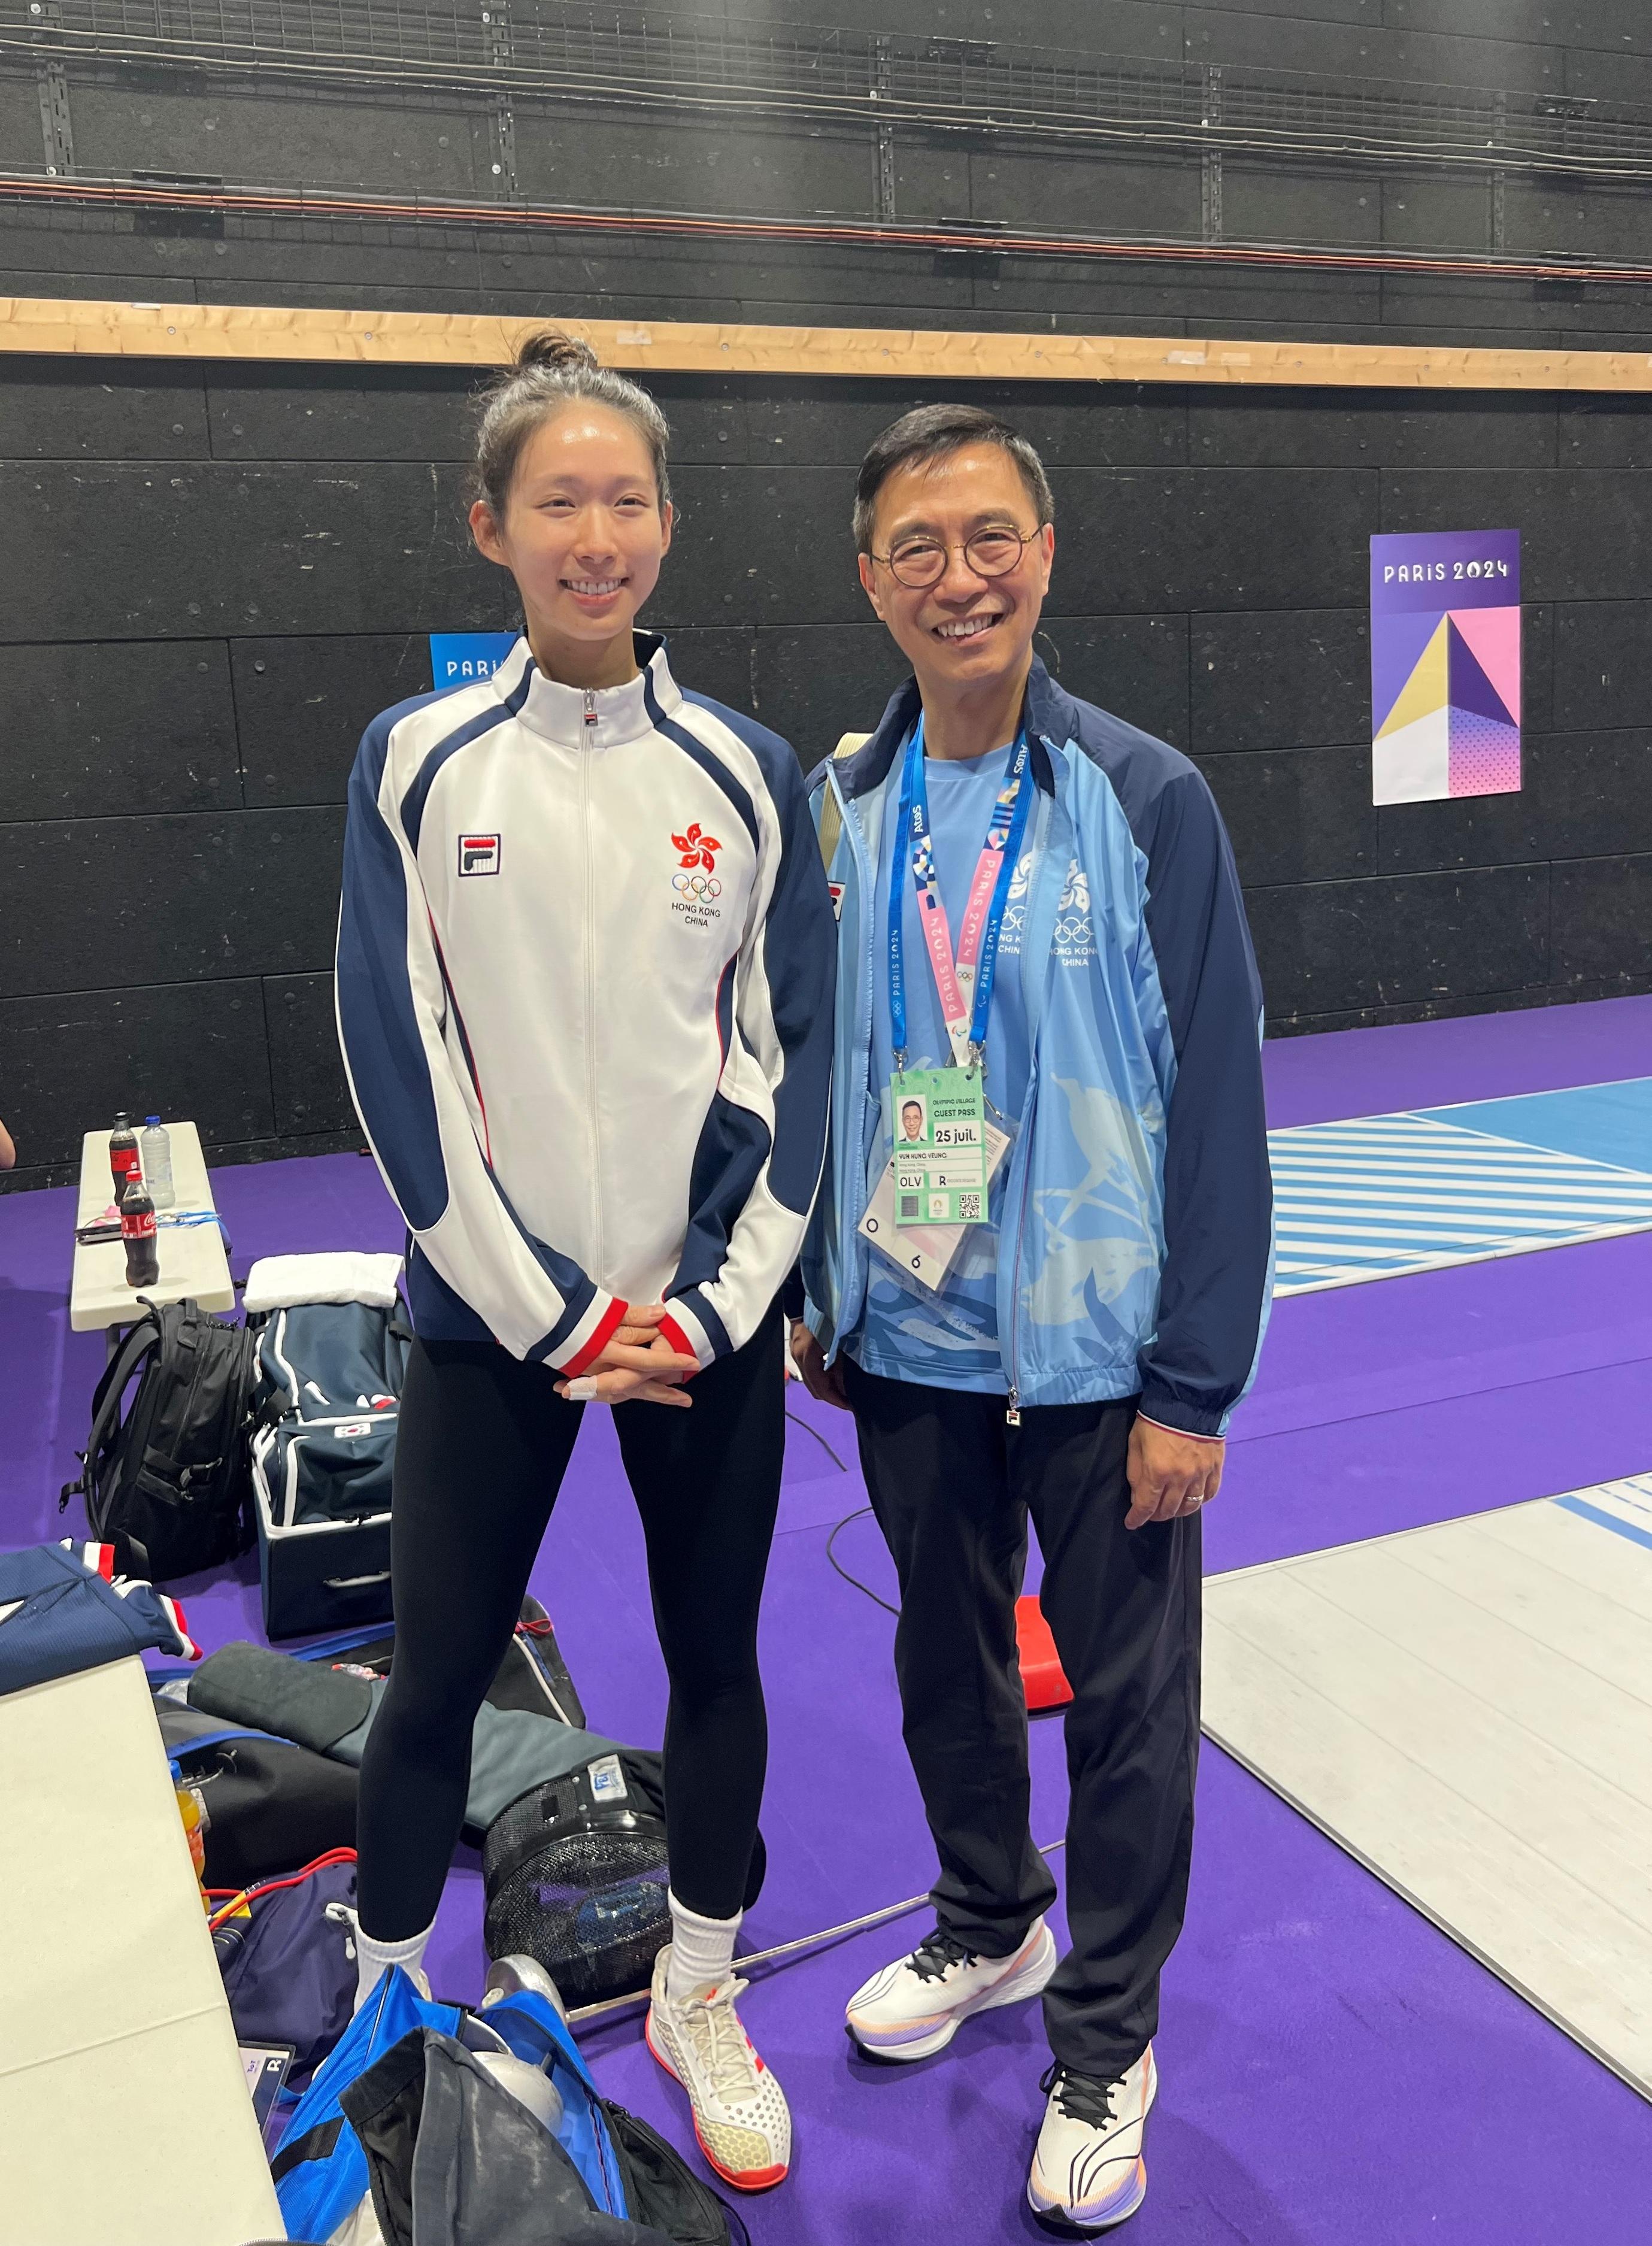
top-left (272, 1966), bottom-right (628, 2242)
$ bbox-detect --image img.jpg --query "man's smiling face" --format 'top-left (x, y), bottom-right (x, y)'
top-left (857, 442), bottom-right (1054, 701)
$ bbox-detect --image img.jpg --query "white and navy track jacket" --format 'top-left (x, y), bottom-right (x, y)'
top-left (335, 634), bottom-right (836, 1377)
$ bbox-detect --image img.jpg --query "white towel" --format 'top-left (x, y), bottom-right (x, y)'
top-left (241, 1251), bottom-right (404, 1314)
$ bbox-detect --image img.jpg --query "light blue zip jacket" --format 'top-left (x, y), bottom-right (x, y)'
top-left (799, 660), bottom-right (1273, 1435)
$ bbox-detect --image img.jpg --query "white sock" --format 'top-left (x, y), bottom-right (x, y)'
top-left (353, 1914), bottom-right (435, 2011)
top-left (665, 1890), bottom-right (741, 2003)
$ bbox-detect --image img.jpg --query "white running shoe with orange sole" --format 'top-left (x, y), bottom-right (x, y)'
top-left (645, 1949), bottom-right (792, 2192)
top-left (845, 1918), bottom-right (1058, 2062)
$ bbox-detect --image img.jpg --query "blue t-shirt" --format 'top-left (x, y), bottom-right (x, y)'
top-left (847, 740), bottom-right (1032, 1393)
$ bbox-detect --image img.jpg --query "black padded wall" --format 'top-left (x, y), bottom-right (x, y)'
top-left (3, 4), bottom-right (1652, 1187)
top-left (4, 353), bottom-right (1650, 1190)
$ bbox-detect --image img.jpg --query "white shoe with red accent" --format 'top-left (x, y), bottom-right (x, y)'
top-left (1027, 2046), bottom-right (1157, 2232)
top-left (645, 1950), bottom-right (791, 2192)
top-left (845, 1917), bottom-right (1057, 2062)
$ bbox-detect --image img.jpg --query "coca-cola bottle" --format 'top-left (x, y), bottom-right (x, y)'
top-left (109, 1112), bottom-right (141, 1207)
top-left (121, 1173), bottom-right (160, 1289)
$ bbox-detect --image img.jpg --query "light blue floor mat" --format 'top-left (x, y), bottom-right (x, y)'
top-left (1270, 1078), bottom-right (1652, 1294)
top-left (1415, 1077), bottom-right (1652, 1174)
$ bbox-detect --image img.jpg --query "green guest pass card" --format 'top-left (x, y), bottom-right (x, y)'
top-left (892, 1066), bottom-right (988, 1226)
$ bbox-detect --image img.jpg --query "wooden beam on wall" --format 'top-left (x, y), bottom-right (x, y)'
top-left (5, 295), bottom-right (1652, 392)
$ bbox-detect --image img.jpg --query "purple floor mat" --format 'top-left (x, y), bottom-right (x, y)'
top-left (1241, 1230), bottom-right (1652, 1447)
top-left (5, 1004), bottom-right (1652, 2241)
top-left (1263, 992), bottom-right (1652, 1127)
top-left (1210, 1227), bottom-right (1652, 1574)
top-left (416, 1429), bottom-right (1651, 2246)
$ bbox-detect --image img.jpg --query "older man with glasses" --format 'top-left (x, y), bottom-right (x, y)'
top-left (788, 404), bottom-right (1273, 2233)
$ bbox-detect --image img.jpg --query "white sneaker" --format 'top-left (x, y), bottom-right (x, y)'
top-left (645, 1948), bottom-right (791, 2192)
top-left (1027, 2046), bottom-right (1157, 2232)
top-left (845, 1917), bottom-right (1057, 2062)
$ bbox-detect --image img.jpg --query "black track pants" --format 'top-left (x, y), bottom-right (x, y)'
top-left (357, 1314), bottom-right (784, 1940)
top-left (842, 1358), bottom-right (1201, 2079)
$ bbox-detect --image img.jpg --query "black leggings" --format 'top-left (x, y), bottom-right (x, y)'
top-left (356, 1313), bottom-right (784, 1939)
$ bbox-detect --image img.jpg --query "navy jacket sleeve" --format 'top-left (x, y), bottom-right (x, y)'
top-left (1135, 768), bottom-right (1272, 1438)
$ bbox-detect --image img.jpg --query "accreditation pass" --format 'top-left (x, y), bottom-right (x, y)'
top-left (891, 1066), bottom-right (988, 1227)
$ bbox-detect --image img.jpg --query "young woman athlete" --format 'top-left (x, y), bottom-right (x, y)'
top-left (335, 331), bottom-right (834, 2190)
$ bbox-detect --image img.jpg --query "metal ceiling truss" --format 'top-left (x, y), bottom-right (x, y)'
top-left (10, 0), bottom-right (1652, 198)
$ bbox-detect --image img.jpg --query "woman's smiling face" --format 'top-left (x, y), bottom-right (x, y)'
top-left (469, 401), bottom-right (672, 655)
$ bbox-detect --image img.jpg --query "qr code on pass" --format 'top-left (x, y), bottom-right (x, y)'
top-left (957, 1193), bottom-right (982, 1219)
top-left (899, 1195), bottom-right (921, 1219)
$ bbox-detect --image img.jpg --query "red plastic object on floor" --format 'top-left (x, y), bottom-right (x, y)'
top-left (1016, 1595), bottom-right (1072, 1711)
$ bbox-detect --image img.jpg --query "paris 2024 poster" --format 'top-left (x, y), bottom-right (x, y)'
top-left (1370, 529), bottom-right (1521, 806)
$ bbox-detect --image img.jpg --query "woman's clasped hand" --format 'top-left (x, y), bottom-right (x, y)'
top-left (553, 1301), bottom-right (699, 1407)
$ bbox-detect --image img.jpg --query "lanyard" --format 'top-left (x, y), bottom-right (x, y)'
top-left (887, 714), bottom-right (1034, 1072)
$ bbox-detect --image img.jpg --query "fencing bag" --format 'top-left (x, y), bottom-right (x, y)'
top-left (153, 1690), bottom-right (359, 1888)
top-left (153, 1599), bottom-right (585, 1885)
top-left (481, 1753), bottom-right (766, 2008)
top-left (210, 1850), bottom-right (359, 2090)
top-left (339, 2029), bottom-right (675, 2246)
top-left (187, 1639), bottom-right (623, 1838)
top-left (295, 1594), bottom-right (587, 1728)
top-left (59, 1299), bottom-right (257, 1580)
top-left (602, 2104), bottom-right (744, 2246)
top-left (275, 1967), bottom-right (636, 2244)
top-left (248, 1296), bottom-right (412, 1636)
top-left (250, 1298), bottom-right (411, 1529)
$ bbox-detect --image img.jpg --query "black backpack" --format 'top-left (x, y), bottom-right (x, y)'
top-left (60, 1296), bottom-right (259, 1580)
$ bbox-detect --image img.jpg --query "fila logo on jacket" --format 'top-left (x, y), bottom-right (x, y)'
top-left (336, 635), bottom-right (835, 1379)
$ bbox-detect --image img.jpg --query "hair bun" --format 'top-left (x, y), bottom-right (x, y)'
top-left (511, 326), bottom-right (600, 377)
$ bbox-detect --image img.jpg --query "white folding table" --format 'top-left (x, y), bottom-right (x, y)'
top-left (71, 1123), bottom-right (235, 1352)
top-left (0, 1655), bottom-right (283, 2245)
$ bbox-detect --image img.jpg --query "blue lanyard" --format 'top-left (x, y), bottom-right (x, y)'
top-left (887, 714), bottom-right (1034, 1071)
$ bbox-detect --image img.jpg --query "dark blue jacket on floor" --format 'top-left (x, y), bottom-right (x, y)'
top-left (0, 1540), bottom-right (199, 1696)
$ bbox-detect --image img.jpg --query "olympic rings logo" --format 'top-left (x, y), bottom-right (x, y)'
top-left (1053, 916), bottom-right (1093, 949)
top-left (673, 872), bottom-right (723, 901)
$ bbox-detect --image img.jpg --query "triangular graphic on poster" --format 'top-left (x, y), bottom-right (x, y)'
top-left (1447, 604), bottom-right (1521, 727)
top-left (1371, 607), bottom-right (1449, 736)
top-left (1445, 619), bottom-right (1515, 729)
top-left (1445, 706), bottom-right (1521, 797)
top-left (1376, 616), bottom-right (1450, 739)
top-left (1445, 708), bottom-right (1521, 754)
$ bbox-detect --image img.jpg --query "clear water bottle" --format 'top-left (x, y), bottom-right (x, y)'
top-left (140, 1116), bottom-right (175, 1210)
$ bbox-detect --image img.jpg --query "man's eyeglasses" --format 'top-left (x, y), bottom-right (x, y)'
top-left (869, 524), bottom-right (1042, 590)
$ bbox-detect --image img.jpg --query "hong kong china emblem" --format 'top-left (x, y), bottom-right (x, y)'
top-left (671, 822), bottom-right (724, 917)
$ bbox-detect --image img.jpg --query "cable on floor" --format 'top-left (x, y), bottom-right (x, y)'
top-left (786, 1407), bottom-right (899, 1612)
top-left (826, 1505), bottom-right (899, 1617)
top-left (783, 1408), bottom-right (850, 1474)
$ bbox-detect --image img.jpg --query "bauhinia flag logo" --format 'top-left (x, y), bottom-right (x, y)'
top-left (672, 821), bottom-right (722, 872)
